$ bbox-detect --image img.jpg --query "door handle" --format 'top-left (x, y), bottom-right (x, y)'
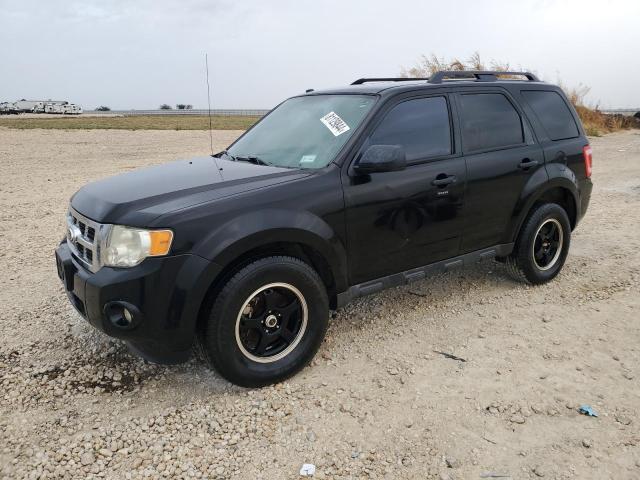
top-left (518, 158), bottom-right (539, 170)
top-left (431, 175), bottom-right (457, 187)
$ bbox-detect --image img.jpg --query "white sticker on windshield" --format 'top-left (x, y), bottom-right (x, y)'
top-left (300, 155), bottom-right (317, 164)
top-left (320, 111), bottom-right (350, 137)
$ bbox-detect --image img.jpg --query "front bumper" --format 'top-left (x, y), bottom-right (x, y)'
top-left (55, 240), bottom-right (219, 364)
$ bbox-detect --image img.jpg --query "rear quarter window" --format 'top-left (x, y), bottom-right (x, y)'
top-left (521, 90), bottom-right (579, 140)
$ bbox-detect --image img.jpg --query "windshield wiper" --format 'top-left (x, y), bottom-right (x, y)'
top-left (213, 150), bottom-right (234, 160)
top-left (234, 155), bottom-right (273, 166)
top-left (214, 151), bottom-right (274, 167)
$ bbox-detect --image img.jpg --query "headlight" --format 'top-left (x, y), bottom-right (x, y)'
top-left (102, 226), bottom-right (173, 268)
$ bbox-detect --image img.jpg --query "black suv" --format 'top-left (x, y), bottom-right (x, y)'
top-left (56, 71), bottom-right (593, 387)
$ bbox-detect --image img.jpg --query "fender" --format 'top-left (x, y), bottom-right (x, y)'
top-left (192, 208), bottom-right (349, 293)
top-left (505, 164), bottom-right (580, 243)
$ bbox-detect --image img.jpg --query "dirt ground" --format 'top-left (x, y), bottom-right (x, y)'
top-left (0, 128), bottom-right (638, 480)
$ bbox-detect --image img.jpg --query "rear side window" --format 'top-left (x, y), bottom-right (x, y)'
top-left (459, 93), bottom-right (524, 152)
top-left (368, 96), bottom-right (451, 161)
top-left (522, 90), bottom-right (579, 140)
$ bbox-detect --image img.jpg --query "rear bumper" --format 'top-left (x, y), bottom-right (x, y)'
top-left (577, 178), bottom-right (593, 225)
top-left (55, 240), bottom-right (219, 364)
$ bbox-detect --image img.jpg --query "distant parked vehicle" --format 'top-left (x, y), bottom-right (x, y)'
top-left (14, 100), bottom-right (40, 113)
top-left (62, 104), bottom-right (82, 115)
top-left (0, 99), bottom-right (82, 114)
top-left (33, 102), bottom-right (44, 113)
top-left (45, 103), bottom-right (65, 114)
top-left (0, 102), bottom-right (18, 114)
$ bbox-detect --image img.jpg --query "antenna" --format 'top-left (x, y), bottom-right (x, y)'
top-left (205, 53), bottom-right (223, 177)
top-left (205, 53), bottom-right (214, 156)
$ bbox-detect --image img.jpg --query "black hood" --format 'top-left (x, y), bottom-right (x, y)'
top-left (71, 156), bottom-right (311, 225)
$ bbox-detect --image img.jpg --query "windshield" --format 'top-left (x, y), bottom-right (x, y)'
top-left (227, 95), bottom-right (376, 169)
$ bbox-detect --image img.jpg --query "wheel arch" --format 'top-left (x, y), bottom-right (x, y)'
top-left (508, 179), bottom-right (579, 244)
top-left (192, 209), bottom-right (348, 331)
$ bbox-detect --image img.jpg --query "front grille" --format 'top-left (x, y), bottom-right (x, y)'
top-left (66, 208), bottom-right (102, 273)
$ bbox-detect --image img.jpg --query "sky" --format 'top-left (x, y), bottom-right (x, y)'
top-left (1, 0), bottom-right (639, 110)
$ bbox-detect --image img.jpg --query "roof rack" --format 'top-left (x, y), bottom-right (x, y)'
top-left (351, 77), bottom-right (429, 85)
top-left (428, 70), bottom-right (539, 84)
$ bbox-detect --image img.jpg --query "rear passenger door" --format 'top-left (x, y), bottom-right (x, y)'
top-left (454, 90), bottom-right (546, 252)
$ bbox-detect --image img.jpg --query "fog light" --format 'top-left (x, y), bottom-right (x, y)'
top-left (104, 301), bottom-right (141, 330)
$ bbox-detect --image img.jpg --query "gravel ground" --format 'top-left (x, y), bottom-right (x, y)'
top-left (0, 128), bottom-right (639, 480)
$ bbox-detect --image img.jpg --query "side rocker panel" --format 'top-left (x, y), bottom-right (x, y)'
top-left (336, 243), bottom-right (513, 307)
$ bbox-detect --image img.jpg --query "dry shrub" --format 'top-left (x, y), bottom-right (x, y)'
top-left (402, 53), bottom-right (639, 136)
top-left (400, 51), bottom-right (512, 77)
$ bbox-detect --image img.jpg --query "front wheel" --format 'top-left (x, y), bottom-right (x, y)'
top-left (196, 256), bottom-right (329, 387)
top-left (506, 203), bottom-right (571, 284)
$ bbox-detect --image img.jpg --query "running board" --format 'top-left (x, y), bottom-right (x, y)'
top-left (336, 243), bottom-right (513, 308)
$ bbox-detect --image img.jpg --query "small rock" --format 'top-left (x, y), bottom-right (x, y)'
top-left (509, 414), bottom-right (526, 424)
top-left (445, 456), bottom-right (461, 468)
top-left (99, 448), bottom-right (113, 458)
top-left (80, 452), bottom-right (94, 466)
top-left (541, 315), bottom-right (552, 323)
top-left (582, 438), bottom-right (592, 448)
top-left (306, 430), bottom-right (317, 442)
top-left (615, 414), bottom-right (632, 426)
top-left (388, 367), bottom-right (400, 376)
top-left (532, 465), bottom-right (546, 477)
top-left (531, 404), bottom-right (544, 414)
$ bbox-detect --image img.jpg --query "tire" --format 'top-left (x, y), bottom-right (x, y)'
top-left (197, 256), bottom-right (329, 387)
top-left (506, 203), bottom-right (571, 285)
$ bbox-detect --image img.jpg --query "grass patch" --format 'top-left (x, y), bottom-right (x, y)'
top-left (574, 105), bottom-right (637, 137)
top-left (0, 115), bottom-right (260, 131)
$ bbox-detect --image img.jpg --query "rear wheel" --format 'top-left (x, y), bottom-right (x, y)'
top-left (197, 256), bottom-right (329, 387)
top-left (506, 203), bottom-right (571, 284)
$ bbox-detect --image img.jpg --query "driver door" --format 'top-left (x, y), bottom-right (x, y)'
top-left (342, 95), bottom-right (467, 285)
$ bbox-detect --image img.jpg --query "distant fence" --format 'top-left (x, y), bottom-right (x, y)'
top-left (601, 109), bottom-right (640, 117)
top-left (92, 109), bottom-right (270, 116)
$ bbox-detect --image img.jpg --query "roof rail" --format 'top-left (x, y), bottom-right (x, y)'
top-left (428, 70), bottom-right (539, 84)
top-left (351, 77), bottom-right (429, 85)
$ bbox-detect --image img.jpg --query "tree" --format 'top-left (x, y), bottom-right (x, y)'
top-left (160, 104), bottom-right (172, 110)
top-left (95, 106), bottom-right (111, 111)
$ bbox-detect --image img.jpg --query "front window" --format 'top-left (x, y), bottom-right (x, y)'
top-left (227, 94), bottom-right (376, 169)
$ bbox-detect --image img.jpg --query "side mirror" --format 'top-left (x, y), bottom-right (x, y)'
top-left (354, 145), bottom-right (407, 174)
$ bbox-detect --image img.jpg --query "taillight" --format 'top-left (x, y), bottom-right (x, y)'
top-left (582, 145), bottom-right (593, 178)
